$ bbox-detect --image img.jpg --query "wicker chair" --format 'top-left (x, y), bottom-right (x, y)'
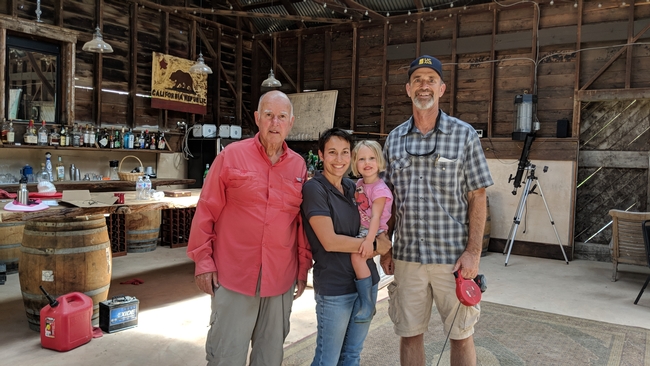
top-left (609, 209), bottom-right (650, 282)
top-left (634, 220), bottom-right (650, 304)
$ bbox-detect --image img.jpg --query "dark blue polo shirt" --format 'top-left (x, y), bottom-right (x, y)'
top-left (301, 172), bottom-right (379, 296)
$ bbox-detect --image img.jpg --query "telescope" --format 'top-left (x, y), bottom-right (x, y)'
top-left (508, 132), bottom-right (535, 195)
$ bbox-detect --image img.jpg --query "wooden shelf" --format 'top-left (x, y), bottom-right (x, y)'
top-left (0, 143), bottom-right (174, 154)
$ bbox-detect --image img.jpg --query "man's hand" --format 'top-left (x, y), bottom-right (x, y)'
top-left (294, 280), bottom-right (307, 299)
top-left (374, 232), bottom-right (392, 256)
top-left (380, 248), bottom-right (395, 275)
top-left (452, 250), bottom-right (480, 279)
top-left (195, 272), bottom-right (219, 296)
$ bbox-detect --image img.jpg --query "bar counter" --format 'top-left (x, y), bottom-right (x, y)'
top-left (0, 188), bottom-right (201, 223)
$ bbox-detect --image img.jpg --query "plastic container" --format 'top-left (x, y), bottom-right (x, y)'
top-left (40, 290), bottom-right (93, 352)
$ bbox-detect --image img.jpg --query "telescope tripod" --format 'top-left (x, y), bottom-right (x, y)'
top-left (504, 164), bottom-right (569, 266)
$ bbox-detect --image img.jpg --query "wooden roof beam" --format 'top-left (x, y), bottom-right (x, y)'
top-left (312, 0), bottom-right (365, 21)
top-left (332, 0), bottom-right (384, 20)
top-left (280, 0), bottom-right (307, 29)
top-left (165, 6), bottom-right (352, 24)
top-left (413, 0), bottom-right (424, 12)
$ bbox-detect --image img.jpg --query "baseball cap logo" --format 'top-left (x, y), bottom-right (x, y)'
top-left (419, 58), bottom-right (433, 65)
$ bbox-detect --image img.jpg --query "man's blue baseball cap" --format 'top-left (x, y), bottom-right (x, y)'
top-left (408, 55), bottom-right (443, 80)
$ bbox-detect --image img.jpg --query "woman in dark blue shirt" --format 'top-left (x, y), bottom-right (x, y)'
top-left (301, 128), bottom-right (385, 366)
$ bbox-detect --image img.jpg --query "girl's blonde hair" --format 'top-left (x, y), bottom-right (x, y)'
top-left (351, 140), bottom-right (386, 176)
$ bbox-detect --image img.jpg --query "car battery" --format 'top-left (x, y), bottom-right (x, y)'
top-left (99, 296), bottom-right (139, 333)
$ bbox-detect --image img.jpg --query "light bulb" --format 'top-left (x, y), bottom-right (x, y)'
top-left (429, 7), bottom-right (433, 12)
top-left (344, 8), bottom-right (347, 13)
top-left (574, 2), bottom-right (578, 7)
top-left (550, 0), bottom-right (554, 5)
top-left (365, 10), bottom-right (368, 16)
top-left (387, 12), bottom-right (390, 16)
top-left (408, 11), bottom-right (411, 15)
top-left (450, 2), bottom-right (454, 8)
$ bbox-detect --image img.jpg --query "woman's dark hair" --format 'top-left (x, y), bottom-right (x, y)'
top-left (318, 128), bottom-right (353, 153)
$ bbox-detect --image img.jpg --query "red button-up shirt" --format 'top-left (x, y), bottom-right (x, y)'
top-left (187, 134), bottom-right (312, 297)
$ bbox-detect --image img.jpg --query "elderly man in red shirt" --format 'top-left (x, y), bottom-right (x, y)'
top-left (187, 90), bottom-right (312, 366)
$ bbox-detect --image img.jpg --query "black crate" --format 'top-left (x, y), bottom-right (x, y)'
top-left (161, 208), bottom-right (195, 248)
top-left (106, 214), bottom-right (127, 257)
top-left (99, 296), bottom-right (139, 333)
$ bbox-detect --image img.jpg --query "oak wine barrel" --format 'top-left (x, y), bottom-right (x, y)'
top-left (0, 221), bottom-right (24, 274)
top-left (19, 215), bottom-right (112, 331)
top-left (126, 211), bottom-right (161, 253)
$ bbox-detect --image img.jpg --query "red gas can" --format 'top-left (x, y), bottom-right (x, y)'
top-left (40, 290), bottom-right (93, 352)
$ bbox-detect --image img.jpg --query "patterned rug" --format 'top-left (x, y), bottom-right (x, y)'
top-left (283, 300), bottom-right (650, 366)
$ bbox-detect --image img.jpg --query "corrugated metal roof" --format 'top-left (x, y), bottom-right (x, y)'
top-left (234, 0), bottom-right (490, 34)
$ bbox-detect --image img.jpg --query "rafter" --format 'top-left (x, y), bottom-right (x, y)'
top-left (413, 0), bottom-right (424, 12)
top-left (166, 6), bottom-right (352, 24)
top-left (280, 0), bottom-right (307, 29)
top-left (334, 0), bottom-right (384, 20)
top-left (311, 0), bottom-right (365, 21)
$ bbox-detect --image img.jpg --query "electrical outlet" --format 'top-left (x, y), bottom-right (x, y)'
top-left (475, 129), bottom-right (484, 138)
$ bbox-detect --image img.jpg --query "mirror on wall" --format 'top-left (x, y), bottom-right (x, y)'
top-left (4, 35), bottom-right (60, 123)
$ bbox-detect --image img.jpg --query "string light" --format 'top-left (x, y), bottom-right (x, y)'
top-left (429, 7), bottom-right (433, 12)
top-left (387, 12), bottom-right (390, 16)
top-left (323, 3), bottom-right (327, 8)
top-left (549, 0), bottom-right (554, 5)
top-left (365, 10), bottom-right (368, 16)
top-left (598, 3), bottom-right (602, 7)
top-left (344, 8), bottom-right (347, 13)
top-left (450, 3), bottom-right (454, 8)
top-left (574, 1), bottom-right (577, 7)
top-left (408, 10), bottom-right (411, 15)
top-left (229, 3), bottom-right (233, 10)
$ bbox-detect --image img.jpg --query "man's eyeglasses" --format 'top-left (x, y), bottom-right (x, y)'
top-left (405, 124), bottom-right (440, 157)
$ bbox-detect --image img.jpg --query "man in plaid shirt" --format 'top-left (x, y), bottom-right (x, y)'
top-left (381, 55), bottom-right (493, 366)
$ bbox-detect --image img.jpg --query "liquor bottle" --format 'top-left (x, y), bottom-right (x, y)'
top-left (72, 124), bottom-right (81, 147)
top-left (97, 128), bottom-right (109, 149)
top-left (6, 121), bottom-right (15, 144)
top-left (45, 152), bottom-right (53, 181)
top-left (24, 120), bottom-right (37, 145)
top-left (108, 128), bottom-right (115, 149)
top-left (204, 163), bottom-right (210, 179)
top-left (1, 118), bottom-right (8, 143)
top-left (83, 124), bottom-right (90, 147)
top-left (149, 131), bottom-right (157, 150)
top-left (144, 130), bottom-right (150, 149)
top-left (114, 129), bottom-right (121, 149)
top-left (38, 163), bottom-right (50, 182)
top-left (121, 127), bottom-right (127, 148)
top-left (38, 120), bottom-right (48, 146)
top-left (49, 128), bottom-right (60, 146)
top-left (60, 125), bottom-right (67, 146)
top-left (157, 131), bottom-right (166, 150)
top-left (88, 127), bottom-right (96, 147)
top-left (127, 129), bottom-right (134, 149)
top-left (56, 156), bottom-right (65, 181)
top-left (139, 130), bottom-right (145, 149)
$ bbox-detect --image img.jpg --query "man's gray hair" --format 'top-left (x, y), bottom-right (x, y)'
top-left (257, 91), bottom-right (294, 117)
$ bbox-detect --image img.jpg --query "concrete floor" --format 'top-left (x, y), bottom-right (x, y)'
top-left (1, 246), bottom-right (649, 366)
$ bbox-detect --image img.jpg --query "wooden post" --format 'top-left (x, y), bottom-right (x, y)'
top-left (381, 23), bottom-right (388, 135)
top-left (92, 0), bottom-right (105, 126)
top-left (324, 30), bottom-right (331, 91)
top-left (488, 8), bottom-right (497, 138)
top-left (215, 28), bottom-right (222, 125)
top-left (449, 14), bottom-right (458, 117)
top-left (0, 28), bottom-right (5, 120)
top-left (236, 26), bottom-right (243, 126)
top-left (128, 3), bottom-right (138, 129)
top-left (297, 31), bottom-right (303, 93)
top-left (159, 11), bottom-right (169, 129)
top-left (350, 25), bottom-right (358, 131)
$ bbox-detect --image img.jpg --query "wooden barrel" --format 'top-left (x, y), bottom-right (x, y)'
top-left (481, 196), bottom-right (491, 256)
top-left (19, 216), bottom-right (112, 331)
top-left (126, 211), bottom-right (161, 253)
top-left (0, 221), bottom-right (24, 274)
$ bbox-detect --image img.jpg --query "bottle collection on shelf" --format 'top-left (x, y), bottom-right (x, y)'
top-left (0, 119), bottom-right (167, 150)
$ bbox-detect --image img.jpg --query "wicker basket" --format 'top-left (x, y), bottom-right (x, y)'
top-left (118, 155), bottom-right (144, 181)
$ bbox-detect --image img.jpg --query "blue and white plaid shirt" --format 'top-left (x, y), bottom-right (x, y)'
top-left (383, 111), bottom-right (493, 264)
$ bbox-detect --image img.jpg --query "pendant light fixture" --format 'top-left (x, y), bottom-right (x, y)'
top-left (189, 0), bottom-right (213, 74)
top-left (261, 34), bottom-right (281, 88)
top-left (82, 27), bottom-right (114, 53)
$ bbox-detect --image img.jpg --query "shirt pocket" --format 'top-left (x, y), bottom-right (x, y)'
top-left (389, 157), bottom-right (413, 188)
top-left (225, 168), bottom-right (259, 205)
top-left (431, 157), bottom-right (459, 189)
top-left (282, 178), bottom-right (303, 214)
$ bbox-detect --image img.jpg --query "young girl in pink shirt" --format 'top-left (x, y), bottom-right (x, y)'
top-left (351, 140), bottom-right (393, 322)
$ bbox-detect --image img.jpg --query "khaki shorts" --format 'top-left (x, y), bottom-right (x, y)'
top-left (387, 260), bottom-right (480, 339)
